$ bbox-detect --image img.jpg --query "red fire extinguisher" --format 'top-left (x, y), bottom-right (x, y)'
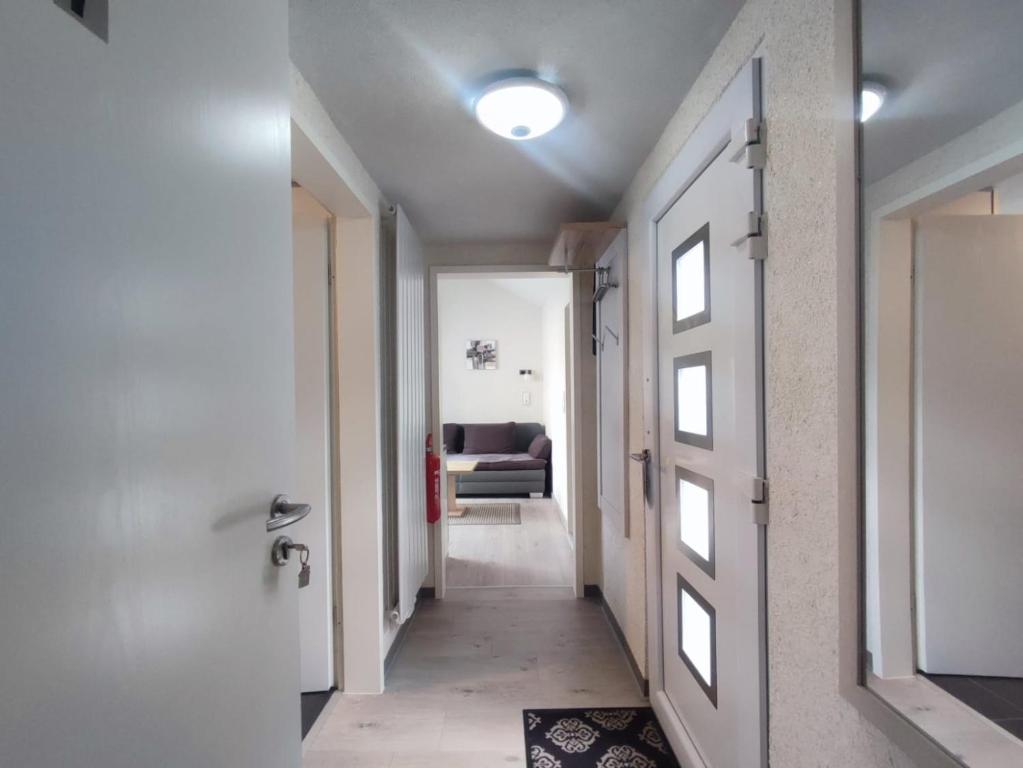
top-left (426, 433), bottom-right (441, 524)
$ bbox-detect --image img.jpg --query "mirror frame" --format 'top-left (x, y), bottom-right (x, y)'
top-left (838, 1), bottom-right (972, 765)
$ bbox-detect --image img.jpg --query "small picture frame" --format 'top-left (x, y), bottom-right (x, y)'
top-left (466, 339), bottom-right (497, 370)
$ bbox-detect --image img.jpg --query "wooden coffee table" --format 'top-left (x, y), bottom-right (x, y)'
top-left (446, 459), bottom-right (478, 517)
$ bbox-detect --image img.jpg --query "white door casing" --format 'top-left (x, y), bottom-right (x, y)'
top-left (914, 214), bottom-right (1023, 676)
top-left (643, 59), bottom-right (766, 768)
top-left (292, 187), bottom-right (335, 692)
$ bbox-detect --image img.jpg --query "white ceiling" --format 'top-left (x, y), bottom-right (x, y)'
top-left (861, 0), bottom-right (1023, 183)
top-left (289, 0), bottom-right (744, 243)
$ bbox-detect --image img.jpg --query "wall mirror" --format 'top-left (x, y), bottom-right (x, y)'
top-left (859, 1), bottom-right (1023, 762)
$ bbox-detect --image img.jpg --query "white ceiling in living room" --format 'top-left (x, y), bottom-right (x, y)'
top-left (484, 276), bottom-right (570, 307)
top-left (289, 0), bottom-right (745, 243)
top-left (438, 274), bottom-right (570, 307)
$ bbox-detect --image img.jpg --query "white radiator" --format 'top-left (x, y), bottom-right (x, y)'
top-left (394, 206), bottom-right (428, 622)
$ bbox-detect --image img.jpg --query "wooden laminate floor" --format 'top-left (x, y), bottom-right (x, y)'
top-left (302, 588), bottom-right (647, 767)
top-left (445, 498), bottom-right (574, 588)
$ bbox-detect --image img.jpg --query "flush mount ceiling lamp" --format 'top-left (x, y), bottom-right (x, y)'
top-left (474, 77), bottom-right (568, 141)
top-left (861, 81), bottom-right (887, 122)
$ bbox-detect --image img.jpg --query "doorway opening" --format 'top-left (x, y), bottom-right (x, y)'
top-left (289, 113), bottom-right (380, 731)
top-left (431, 270), bottom-right (581, 595)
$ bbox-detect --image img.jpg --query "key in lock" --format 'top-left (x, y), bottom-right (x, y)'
top-left (270, 536), bottom-right (311, 589)
top-left (289, 542), bottom-right (311, 589)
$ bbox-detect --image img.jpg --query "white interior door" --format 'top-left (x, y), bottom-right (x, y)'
top-left (654, 73), bottom-right (765, 767)
top-left (292, 187), bottom-right (335, 692)
top-left (0, 4), bottom-right (300, 767)
top-left (914, 215), bottom-right (1023, 676)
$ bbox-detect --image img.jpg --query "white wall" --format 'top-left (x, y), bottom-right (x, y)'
top-left (541, 285), bottom-right (572, 521)
top-left (425, 241), bottom-right (551, 268)
top-left (438, 278), bottom-right (544, 427)
top-left (996, 170), bottom-right (1023, 213)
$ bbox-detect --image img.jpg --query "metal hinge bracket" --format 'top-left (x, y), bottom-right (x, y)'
top-left (728, 118), bottom-right (766, 170)
top-left (751, 476), bottom-right (769, 525)
top-left (731, 212), bottom-right (767, 261)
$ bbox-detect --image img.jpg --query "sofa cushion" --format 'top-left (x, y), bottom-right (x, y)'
top-left (463, 422), bottom-right (516, 454)
top-left (442, 423), bottom-right (464, 454)
top-left (527, 434), bottom-right (552, 460)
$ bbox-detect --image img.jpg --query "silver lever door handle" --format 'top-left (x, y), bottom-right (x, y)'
top-left (629, 450), bottom-right (652, 505)
top-left (267, 494), bottom-right (311, 532)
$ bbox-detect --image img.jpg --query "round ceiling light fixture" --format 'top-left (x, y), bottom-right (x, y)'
top-left (474, 77), bottom-right (568, 141)
top-left (861, 81), bottom-right (887, 122)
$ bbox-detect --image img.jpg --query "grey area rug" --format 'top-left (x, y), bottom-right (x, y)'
top-left (449, 502), bottom-right (522, 525)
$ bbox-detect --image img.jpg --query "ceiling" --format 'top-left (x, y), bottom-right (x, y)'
top-left (289, 0), bottom-right (744, 243)
top-left (861, 0), bottom-right (1023, 184)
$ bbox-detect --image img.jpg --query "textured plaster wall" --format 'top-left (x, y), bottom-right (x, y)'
top-left (608, 0), bottom-right (917, 764)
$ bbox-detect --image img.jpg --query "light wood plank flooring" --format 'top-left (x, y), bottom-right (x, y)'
top-left (446, 498), bottom-right (574, 588)
top-left (303, 588), bottom-right (647, 767)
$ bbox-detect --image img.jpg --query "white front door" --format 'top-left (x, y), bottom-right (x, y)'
top-left (653, 64), bottom-right (766, 768)
top-left (914, 214), bottom-right (1023, 676)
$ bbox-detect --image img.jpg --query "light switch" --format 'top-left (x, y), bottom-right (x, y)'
top-left (521, 391), bottom-right (531, 406)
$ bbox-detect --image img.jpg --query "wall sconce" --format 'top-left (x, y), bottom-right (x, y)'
top-left (519, 369), bottom-right (534, 381)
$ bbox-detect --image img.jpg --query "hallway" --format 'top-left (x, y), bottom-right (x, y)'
top-left (446, 499), bottom-right (574, 588)
top-left (303, 588), bottom-right (646, 767)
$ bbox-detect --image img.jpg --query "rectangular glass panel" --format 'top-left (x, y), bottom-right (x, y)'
top-left (681, 591), bottom-right (713, 684)
top-left (677, 364), bottom-right (708, 435)
top-left (680, 478), bottom-right (710, 560)
top-left (673, 352), bottom-right (713, 450)
top-left (675, 240), bottom-right (706, 322)
top-left (677, 573), bottom-right (717, 706)
top-left (672, 223), bottom-right (711, 333)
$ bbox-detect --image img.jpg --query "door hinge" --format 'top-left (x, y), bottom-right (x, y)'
top-left (728, 118), bottom-right (766, 170)
top-left (731, 212), bottom-right (767, 261)
top-left (751, 476), bottom-right (769, 525)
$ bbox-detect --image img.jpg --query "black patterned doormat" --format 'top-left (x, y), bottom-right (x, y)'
top-left (523, 708), bottom-right (680, 767)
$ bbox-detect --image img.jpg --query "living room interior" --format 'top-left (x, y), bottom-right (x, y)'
top-left (436, 272), bottom-right (575, 589)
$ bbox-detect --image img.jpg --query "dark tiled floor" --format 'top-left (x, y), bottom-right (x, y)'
top-left (301, 690), bottom-right (333, 739)
top-left (923, 673), bottom-right (1023, 739)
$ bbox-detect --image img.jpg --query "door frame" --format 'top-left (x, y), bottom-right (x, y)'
top-left (427, 264), bottom-right (585, 598)
top-left (639, 58), bottom-right (767, 767)
top-left (291, 114), bottom-right (389, 694)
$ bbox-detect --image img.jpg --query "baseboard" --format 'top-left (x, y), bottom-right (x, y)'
top-left (585, 584), bottom-right (649, 697)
